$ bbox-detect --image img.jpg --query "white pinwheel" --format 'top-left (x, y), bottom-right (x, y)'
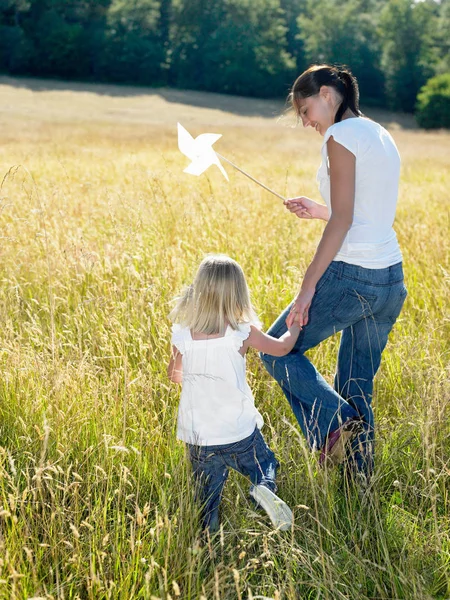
top-left (177, 123), bottom-right (229, 180)
top-left (177, 122), bottom-right (286, 201)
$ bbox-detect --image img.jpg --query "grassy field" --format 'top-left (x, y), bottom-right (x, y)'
top-left (0, 76), bottom-right (449, 600)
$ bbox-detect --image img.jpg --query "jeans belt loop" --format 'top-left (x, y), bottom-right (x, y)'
top-left (337, 261), bottom-right (344, 279)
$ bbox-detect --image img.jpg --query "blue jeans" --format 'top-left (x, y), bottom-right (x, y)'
top-left (188, 427), bottom-right (279, 532)
top-left (261, 260), bottom-right (407, 475)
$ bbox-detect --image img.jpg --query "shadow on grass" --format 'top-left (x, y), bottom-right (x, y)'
top-left (0, 75), bottom-right (418, 128)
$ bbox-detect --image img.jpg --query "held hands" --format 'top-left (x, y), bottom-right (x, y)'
top-left (286, 287), bottom-right (316, 328)
top-left (284, 197), bottom-right (324, 220)
top-left (287, 309), bottom-right (303, 330)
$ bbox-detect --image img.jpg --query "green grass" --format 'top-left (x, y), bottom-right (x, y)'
top-left (0, 77), bottom-right (449, 599)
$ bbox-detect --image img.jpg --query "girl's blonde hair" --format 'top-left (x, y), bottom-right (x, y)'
top-left (169, 254), bottom-right (260, 334)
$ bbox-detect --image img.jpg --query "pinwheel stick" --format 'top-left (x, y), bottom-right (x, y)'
top-left (215, 152), bottom-right (287, 202)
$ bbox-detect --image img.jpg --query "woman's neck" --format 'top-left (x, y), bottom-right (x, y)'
top-left (341, 108), bottom-right (358, 121)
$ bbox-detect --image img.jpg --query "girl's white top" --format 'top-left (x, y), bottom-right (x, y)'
top-left (318, 117), bottom-right (403, 269)
top-left (171, 322), bottom-right (264, 446)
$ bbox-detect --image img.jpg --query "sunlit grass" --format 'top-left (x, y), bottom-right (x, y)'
top-left (0, 78), bottom-right (449, 599)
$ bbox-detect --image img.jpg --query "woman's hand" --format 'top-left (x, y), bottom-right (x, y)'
top-left (284, 197), bottom-right (328, 221)
top-left (286, 287), bottom-right (316, 328)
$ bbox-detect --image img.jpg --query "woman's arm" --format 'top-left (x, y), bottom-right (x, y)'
top-left (167, 346), bottom-right (183, 383)
top-left (284, 196), bottom-right (330, 221)
top-left (287, 136), bottom-right (355, 328)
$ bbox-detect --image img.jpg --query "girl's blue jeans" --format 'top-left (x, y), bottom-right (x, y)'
top-left (188, 427), bottom-right (278, 532)
top-left (261, 260), bottom-right (407, 475)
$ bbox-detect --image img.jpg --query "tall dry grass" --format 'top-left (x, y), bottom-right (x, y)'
top-left (0, 78), bottom-right (449, 599)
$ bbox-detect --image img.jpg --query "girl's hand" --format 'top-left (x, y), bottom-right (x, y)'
top-left (286, 287), bottom-right (316, 328)
top-left (284, 197), bottom-right (327, 220)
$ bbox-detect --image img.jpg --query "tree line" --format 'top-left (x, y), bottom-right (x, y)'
top-left (0, 0), bottom-right (449, 115)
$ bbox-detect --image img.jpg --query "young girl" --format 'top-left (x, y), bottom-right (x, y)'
top-left (167, 254), bottom-right (302, 533)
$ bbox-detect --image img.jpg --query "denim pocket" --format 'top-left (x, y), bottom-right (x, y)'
top-left (315, 266), bottom-right (334, 293)
top-left (386, 285), bottom-right (407, 324)
top-left (332, 289), bottom-right (377, 324)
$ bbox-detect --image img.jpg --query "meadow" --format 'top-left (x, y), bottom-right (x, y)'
top-left (0, 76), bottom-right (449, 600)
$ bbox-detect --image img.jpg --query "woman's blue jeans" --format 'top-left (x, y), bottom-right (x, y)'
top-left (261, 260), bottom-right (407, 475)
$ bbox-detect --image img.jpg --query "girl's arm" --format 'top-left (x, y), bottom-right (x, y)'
top-left (167, 346), bottom-right (183, 383)
top-left (242, 323), bottom-right (302, 357)
top-left (287, 137), bottom-right (355, 328)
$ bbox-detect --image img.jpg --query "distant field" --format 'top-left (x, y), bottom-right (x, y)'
top-left (0, 77), bottom-right (449, 600)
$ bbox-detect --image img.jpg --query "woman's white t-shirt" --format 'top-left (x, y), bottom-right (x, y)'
top-left (171, 322), bottom-right (264, 446)
top-left (318, 117), bottom-right (402, 269)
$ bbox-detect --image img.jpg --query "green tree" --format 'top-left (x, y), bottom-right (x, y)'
top-left (0, 0), bottom-right (114, 78)
top-left (298, 0), bottom-right (385, 105)
top-left (0, 0), bottom-right (32, 73)
top-left (158, 0), bottom-right (171, 51)
top-left (279, 0), bottom-right (307, 72)
top-left (434, 0), bottom-right (450, 73)
top-left (171, 0), bottom-right (295, 97)
top-left (31, 8), bottom-right (86, 76)
top-left (379, 0), bottom-right (439, 112)
top-left (0, 0), bottom-right (30, 25)
top-left (101, 0), bottom-right (164, 84)
top-left (416, 73), bottom-right (450, 129)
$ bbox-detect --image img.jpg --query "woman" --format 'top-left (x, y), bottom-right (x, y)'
top-left (261, 64), bottom-right (407, 479)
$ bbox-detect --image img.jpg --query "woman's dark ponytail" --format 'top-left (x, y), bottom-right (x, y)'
top-left (335, 69), bottom-right (362, 123)
top-left (290, 64), bottom-right (363, 123)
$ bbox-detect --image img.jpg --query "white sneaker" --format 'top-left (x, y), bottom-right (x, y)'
top-left (249, 485), bottom-right (293, 531)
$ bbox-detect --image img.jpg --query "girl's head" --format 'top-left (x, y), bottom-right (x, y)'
top-left (169, 254), bottom-right (260, 334)
top-left (289, 64), bottom-right (362, 135)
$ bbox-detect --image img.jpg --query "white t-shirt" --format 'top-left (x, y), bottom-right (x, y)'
top-left (318, 117), bottom-right (403, 269)
top-left (171, 322), bottom-right (264, 446)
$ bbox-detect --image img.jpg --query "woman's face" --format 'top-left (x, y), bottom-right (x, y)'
top-left (296, 86), bottom-right (337, 136)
